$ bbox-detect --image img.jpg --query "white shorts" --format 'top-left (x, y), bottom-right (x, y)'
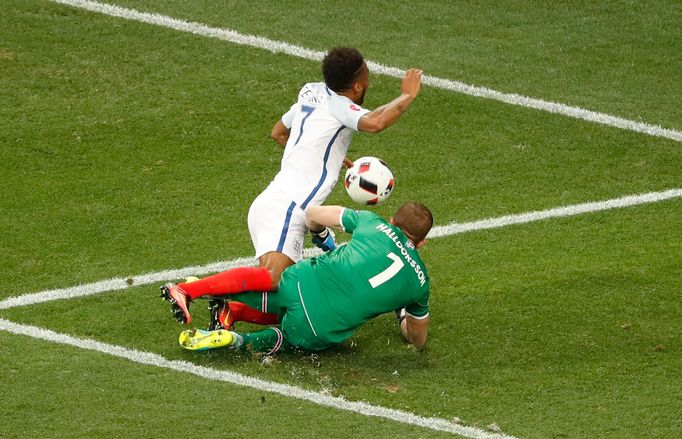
top-left (247, 187), bottom-right (307, 262)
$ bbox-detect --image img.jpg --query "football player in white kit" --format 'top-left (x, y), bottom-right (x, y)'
top-left (161, 48), bottom-right (422, 326)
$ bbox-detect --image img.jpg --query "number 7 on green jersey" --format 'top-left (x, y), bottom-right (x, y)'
top-left (369, 253), bottom-right (404, 288)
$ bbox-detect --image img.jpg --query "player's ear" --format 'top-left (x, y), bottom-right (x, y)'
top-left (389, 217), bottom-right (395, 225)
top-left (352, 65), bottom-right (367, 93)
top-left (416, 239), bottom-right (427, 249)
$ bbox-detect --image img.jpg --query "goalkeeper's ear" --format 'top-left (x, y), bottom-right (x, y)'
top-left (390, 217), bottom-right (427, 249)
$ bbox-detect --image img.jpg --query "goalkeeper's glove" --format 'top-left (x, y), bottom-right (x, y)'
top-left (311, 227), bottom-right (337, 252)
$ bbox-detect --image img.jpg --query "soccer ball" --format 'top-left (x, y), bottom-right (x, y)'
top-left (344, 156), bottom-right (395, 205)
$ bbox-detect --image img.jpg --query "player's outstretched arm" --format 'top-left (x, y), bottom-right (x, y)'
top-left (305, 205), bottom-right (344, 232)
top-left (357, 68), bottom-right (422, 133)
top-left (271, 119), bottom-right (290, 147)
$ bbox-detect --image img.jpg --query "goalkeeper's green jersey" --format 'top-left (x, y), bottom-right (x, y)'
top-left (282, 208), bottom-right (430, 346)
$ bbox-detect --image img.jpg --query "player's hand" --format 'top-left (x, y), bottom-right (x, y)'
top-left (401, 68), bottom-right (422, 98)
top-left (343, 157), bottom-right (354, 169)
top-left (311, 227), bottom-right (337, 252)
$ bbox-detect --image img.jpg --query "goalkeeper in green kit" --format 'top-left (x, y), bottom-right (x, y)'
top-left (177, 202), bottom-right (433, 353)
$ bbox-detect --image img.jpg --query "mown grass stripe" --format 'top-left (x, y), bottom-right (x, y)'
top-left (1, 188), bottom-right (678, 310)
top-left (50, 0), bottom-right (682, 142)
top-left (0, 318), bottom-right (517, 439)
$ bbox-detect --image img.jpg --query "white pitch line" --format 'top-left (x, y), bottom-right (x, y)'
top-left (428, 187), bottom-right (682, 238)
top-left (0, 248), bottom-right (314, 311)
top-left (0, 318), bottom-right (517, 439)
top-left (0, 188), bottom-right (679, 311)
top-left (50, 0), bottom-right (682, 143)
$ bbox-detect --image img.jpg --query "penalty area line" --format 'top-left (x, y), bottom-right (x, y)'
top-left (0, 188), bottom-right (679, 311)
top-left (0, 318), bottom-right (517, 439)
top-left (49, 0), bottom-right (682, 142)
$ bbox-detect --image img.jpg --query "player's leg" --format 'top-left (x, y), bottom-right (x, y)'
top-left (174, 245), bottom-right (293, 300)
top-left (159, 267), bottom-right (273, 324)
top-left (208, 292), bottom-right (281, 330)
top-left (236, 327), bottom-right (295, 354)
top-left (160, 189), bottom-right (304, 324)
top-left (179, 326), bottom-right (295, 354)
top-left (162, 253), bottom-right (293, 324)
top-left (174, 266), bottom-right (274, 299)
top-left (257, 251), bottom-right (294, 287)
top-left (175, 193), bottom-right (303, 300)
top-left (230, 272), bottom-right (302, 353)
top-left (180, 272), bottom-right (304, 354)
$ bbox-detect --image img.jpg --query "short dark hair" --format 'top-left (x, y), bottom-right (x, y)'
top-left (393, 202), bottom-right (434, 244)
top-left (322, 47), bottom-right (365, 92)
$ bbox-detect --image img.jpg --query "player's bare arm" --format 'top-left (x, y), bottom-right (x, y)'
top-left (400, 313), bottom-right (429, 350)
top-left (305, 205), bottom-right (344, 232)
top-left (357, 68), bottom-right (422, 133)
top-left (270, 119), bottom-right (290, 147)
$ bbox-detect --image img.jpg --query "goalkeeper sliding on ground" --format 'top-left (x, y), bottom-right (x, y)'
top-left (162, 202), bottom-right (433, 354)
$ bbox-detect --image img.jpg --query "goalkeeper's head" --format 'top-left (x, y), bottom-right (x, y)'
top-left (391, 202), bottom-right (433, 248)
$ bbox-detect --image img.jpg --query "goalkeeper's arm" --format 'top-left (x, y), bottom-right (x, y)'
top-left (397, 308), bottom-right (429, 350)
top-left (305, 205), bottom-right (344, 232)
top-left (306, 205), bottom-right (344, 252)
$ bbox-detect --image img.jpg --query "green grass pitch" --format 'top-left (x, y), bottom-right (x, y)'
top-left (1, 1), bottom-right (680, 437)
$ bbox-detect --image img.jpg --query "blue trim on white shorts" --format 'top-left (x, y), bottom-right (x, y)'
top-left (276, 201), bottom-right (297, 252)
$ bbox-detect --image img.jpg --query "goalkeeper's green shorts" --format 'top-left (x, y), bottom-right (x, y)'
top-left (233, 265), bottom-right (335, 352)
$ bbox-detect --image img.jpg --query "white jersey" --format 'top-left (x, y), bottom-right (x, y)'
top-left (248, 82), bottom-right (370, 261)
top-left (268, 82), bottom-right (370, 209)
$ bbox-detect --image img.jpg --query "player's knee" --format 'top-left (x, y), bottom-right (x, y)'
top-left (267, 268), bottom-right (283, 289)
top-left (258, 252), bottom-right (294, 290)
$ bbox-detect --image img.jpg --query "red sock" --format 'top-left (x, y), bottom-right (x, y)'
top-left (229, 301), bottom-right (279, 326)
top-left (179, 267), bottom-right (272, 300)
